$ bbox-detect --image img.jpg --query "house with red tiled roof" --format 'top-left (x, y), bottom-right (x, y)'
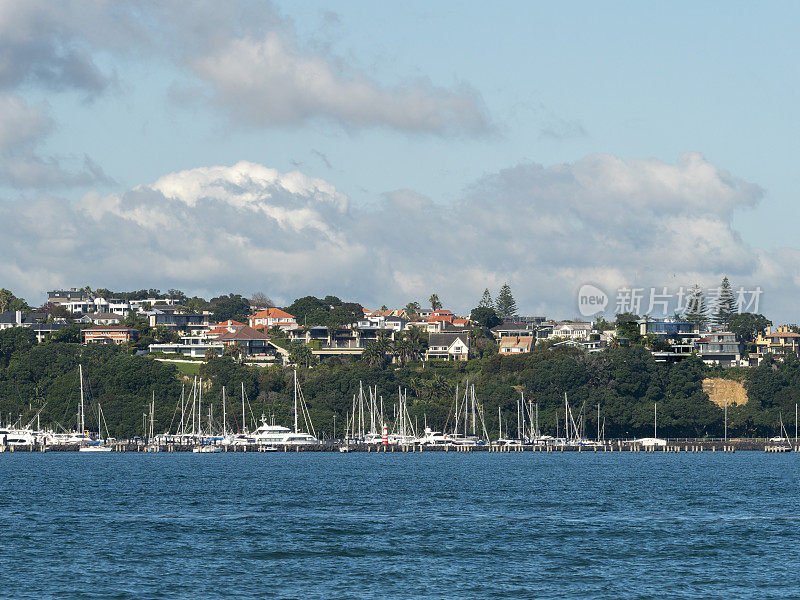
top-left (499, 336), bottom-right (534, 354)
top-left (248, 308), bottom-right (298, 331)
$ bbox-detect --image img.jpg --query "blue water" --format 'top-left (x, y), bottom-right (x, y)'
top-left (0, 452), bottom-right (798, 599)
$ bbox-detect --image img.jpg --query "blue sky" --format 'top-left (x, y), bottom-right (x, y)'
top-left (1, 1), bottom-right (798, 320)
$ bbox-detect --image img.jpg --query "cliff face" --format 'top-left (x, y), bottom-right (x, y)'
top-left (703, 378), bottom-right (748, 408)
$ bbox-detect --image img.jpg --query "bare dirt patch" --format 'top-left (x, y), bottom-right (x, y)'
top-left (703, 378), bottom-right (748, 407)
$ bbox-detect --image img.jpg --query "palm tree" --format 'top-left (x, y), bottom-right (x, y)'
top-left (395, 337), bottom-right (412, 365)
top-left (429, 294), bottom-right (442, 310)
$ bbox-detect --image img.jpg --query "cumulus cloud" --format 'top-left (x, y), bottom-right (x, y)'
top-left (0, 1), bottom-right (116, 93)
top-left (0, 1), bottom-right (491, 136)
top-left (3, 153), bottom-right (798, 320)
top-left (191, 32), bottom-right (491, 134)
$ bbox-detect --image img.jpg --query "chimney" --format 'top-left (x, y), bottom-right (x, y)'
top-left (15, 310), bottom-right (22, 324)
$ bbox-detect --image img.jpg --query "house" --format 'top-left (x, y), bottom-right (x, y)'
top-left (426, 332), bottom-right (469, 361)
top-left (82, 326), bottom-right (138, 345)
top-left (550, 322), bottom-right (594, 340)
top-left (695, 332), bottom-right (744, 367)
top-left (755, 325), bottom-right (800, 358)
top-left (0, 311), bottom-right (47, 330)
top-left (248, 308), bottom-right (297, 331)
top-left (638, 317), bottom-right (697, 339)
top-left (217, 325), bottom-right (271, 356)
top-left (86, 312), bottom-right (122, 326)
top-left (146, 307), bottom-right (207, 331)
top-left (149, 336), bottom-right (224, 358)
top-left (357, 315), bottom-right (408, 332)
top-left (211, 320), bottom-right (245, 333)
top-left (499, 336), bottom-right (534, 354)
top-left (491, 322), bottom-right (538, 340)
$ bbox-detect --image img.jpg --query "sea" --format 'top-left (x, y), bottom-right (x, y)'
top-left (0, 451), bottom-right (798, 599)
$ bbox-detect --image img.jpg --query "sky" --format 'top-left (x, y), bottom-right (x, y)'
top-left (1, 1), bottom-right (799, 321)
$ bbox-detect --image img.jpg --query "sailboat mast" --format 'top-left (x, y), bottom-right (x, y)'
top-left (222, 386), bottom-right (227, 436)
top-left (498, 405), bottom-right (502, 440)
top-left (654, 402), bottom-right (657, 439)
top-left (293, 369), bottom-right (299, 433)
top-left (241, 382), bottom-right (246, 434)
top-left (79, 364), bottom-right (85, 433)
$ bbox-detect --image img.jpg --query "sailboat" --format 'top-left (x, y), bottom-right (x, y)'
top-left (79, 403), bottom-right (113, 452)
top-left (251, 370), bottom-right (319, 446)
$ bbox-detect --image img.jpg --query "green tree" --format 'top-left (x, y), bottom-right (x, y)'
top-left (615, 312), bottom-right (641, 342)
top-left (478, 288), bottom-right (493, 309)
top-left (210, 293), bottom-right (251, 323)
top-left (0, 289), bottom-right (30, 313)
top-left (429, 294), bottom-right (442, 310)
top-left (404, 301), bottom-right (420, 317)
top-left (470, 306), bottom-right (502, 329)
top-left (713, 276), bottom-right (737, 327)
top-left (727, 313), bottom-right (771, 343)
top-left (684, 284), bottom-right (709, 330)
top-left (0, 327), bottom-right (36, 365)
top-left (289, 342), bottom-right (313, 367)
top-left (495, 283), bottom-right (518, 320)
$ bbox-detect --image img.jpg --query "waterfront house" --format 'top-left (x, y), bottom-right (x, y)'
top-left (82, 326), bottom-right (138, 345)
top-left (499, 336), bottom-right (534, 354)
top-left (248, 307), bottom-right (298, 331)
top-left (426, 332), bottom-right (469, 361)
top-left (217, 325), bottom-right (271, 356)
top-left (695, 332), bottom-right (744, 367)
top-left (755, 325), bottom-right (800, 358)
top-left (550, 322), bottom-right (594, 340)
top-left (149, 336), bottom-right (224, 358)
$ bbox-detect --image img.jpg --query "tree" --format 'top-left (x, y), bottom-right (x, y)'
top-left (404, 302), bottom-right (420, 318)
top-left (210, 293), bottom-right (251, 323)
top-left (0, 327), bottom-right (36, 365)
top-left (288, 342), bottom-right (313, 367)
top-left (0, 289), bottom-right (30, 313)
top-left (250, 292), bottom-right (274, 309)
top-left (478, 288), bottom-right (493, 309)
top-left (495, 283), bottom-right (517, 320)
top-left (183, 296), bottom-right (210, 313)
top-left (470, 306), bottom-right (502, 329)
top-left (684, 284), bottom-right (709, 330)
top-left (727, 313), bottom-right (771, 343)
top-left (615, 312), bottom-right (641, 342)
top-left (429, 294), bottom-right (442, 310)
top-left (713, 276), bottom-right (737, 327)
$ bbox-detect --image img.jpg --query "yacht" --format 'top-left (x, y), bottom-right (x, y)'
top-left (0, 427), bottom-right (37, 447)
top-left (252, 370), bottom-right (319, 446)
top-left (416, 427), bottom-right (448, 446)
top-left (252, 418), bottom-right (319, 445)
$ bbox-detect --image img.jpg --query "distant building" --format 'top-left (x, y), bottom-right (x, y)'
top-left (217, 325), bottom-right (272, 356)
top-left (755, 325), bottom-right (800, 358)
top-left (248, 308), bottom-right (297, 331)
top-left (550, 322), bottom-right (594, 340)
top-left (696, 332), bottom-right (744, 367)
top-left (426, 332), bottom-right (469, 361)
top-left (83, 326), bottom-right (138, 345)
top-left (499, 336), bottom-right (534, 354)
top-left (0, 311), bottom-right (47, 330)
top-left (149, 336), bottom-right (224, 358)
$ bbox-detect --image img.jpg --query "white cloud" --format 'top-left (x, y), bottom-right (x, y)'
top-left (2, 154), bottom-right (798, 320)
top-left (191, 32), bottom-right (491, 135)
